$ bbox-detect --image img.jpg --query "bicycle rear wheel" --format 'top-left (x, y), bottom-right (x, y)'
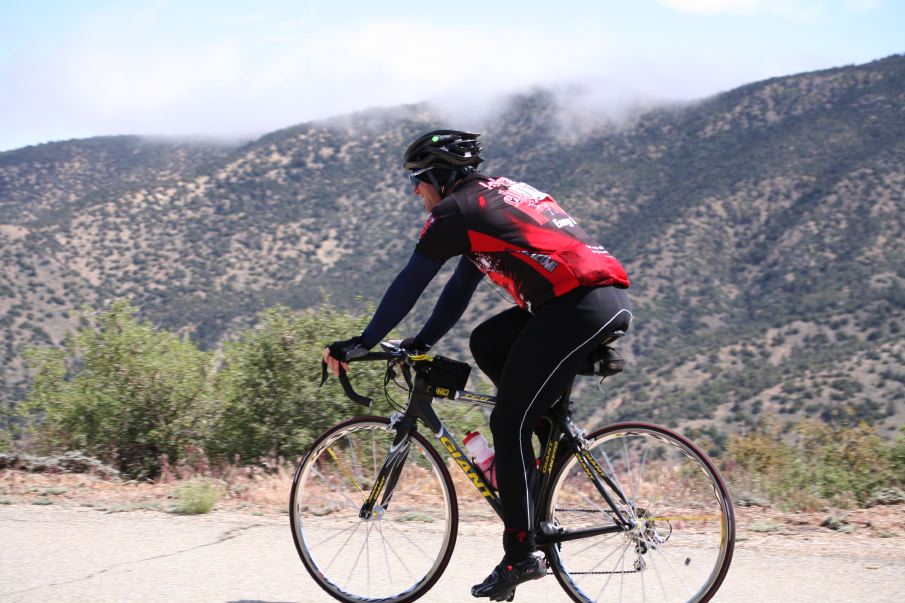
top-left (290, 416), bottom-right (458, 603)
top-left (542, 422), bottom-right (734, 603)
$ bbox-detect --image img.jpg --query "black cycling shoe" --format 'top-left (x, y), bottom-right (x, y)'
top-left (471, 552), bottom-right (545, 600)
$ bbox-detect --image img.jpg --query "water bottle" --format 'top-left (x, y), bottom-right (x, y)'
top-left (463, 430), bottom-right (497, 490)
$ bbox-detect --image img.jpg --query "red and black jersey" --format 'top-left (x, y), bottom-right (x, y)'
top-left (415, 173), bottom-right (630, 310)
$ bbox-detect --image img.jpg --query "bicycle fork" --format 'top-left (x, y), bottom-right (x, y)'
top-left (358, 415), bottom-right (415, 519)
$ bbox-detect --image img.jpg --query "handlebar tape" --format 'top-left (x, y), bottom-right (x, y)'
top-left (320, 360), bottom-right (374, 407)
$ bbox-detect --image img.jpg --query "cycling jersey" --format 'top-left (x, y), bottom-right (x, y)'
top-left (415, 173), bottom-right (630, 311)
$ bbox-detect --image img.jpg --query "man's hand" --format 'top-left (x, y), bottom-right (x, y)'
top-left (323, 336), bottom-right (369, 377)
top-left (400, 336), bottom-right (432, 355)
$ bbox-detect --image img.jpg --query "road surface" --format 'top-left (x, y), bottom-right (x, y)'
top-left (1, 505), bottom-right (902, 602)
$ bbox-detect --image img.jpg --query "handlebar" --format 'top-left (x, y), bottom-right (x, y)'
top-left (319, 347), bottom-right (409, 408)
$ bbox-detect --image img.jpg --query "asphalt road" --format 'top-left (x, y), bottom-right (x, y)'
top-left (1, 505), bottom-right (902, 602)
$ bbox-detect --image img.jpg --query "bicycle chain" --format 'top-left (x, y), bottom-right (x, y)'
top-left (553, 508), bottom-right (607, 513)
top-left (546, 570), bottom-right (640, 575)
top-left (546, 508), bottom-right (643, 575)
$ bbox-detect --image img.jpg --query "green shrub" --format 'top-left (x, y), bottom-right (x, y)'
top-left (208, 302), bottom-right (493, 462)
top-left (890, 426), bottom-right (905, 477)
top-left (209, 303), bottom-right (391, 462)
top-left (724, 415), bottom-right (902, 508)
top-left (21, 300), bottom-right (216, 479)
top-left (172, 478), bottom-right (222, 514)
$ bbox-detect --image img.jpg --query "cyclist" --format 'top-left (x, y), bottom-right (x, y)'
top-left (324, 129), bottom-right (632, 600)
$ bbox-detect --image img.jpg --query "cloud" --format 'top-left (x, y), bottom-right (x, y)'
top-left (5, 15), bottom-right (621, 145)
top-left (841, 0), bottom-right (882, 11)
top-left (656, 0), bottom-right (882, 19)
top-left (1, 3), bottom-right (887, 151)
top-left (657, 0), bottom-right (763, 13)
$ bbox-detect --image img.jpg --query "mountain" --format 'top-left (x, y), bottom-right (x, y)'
top-left (2, 55), bottom-right (904, 439)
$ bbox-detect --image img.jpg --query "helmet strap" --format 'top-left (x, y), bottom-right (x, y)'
top-left (427, 168), bottom-right (470, 195)
top-left (426, 171), bottom-right (443, 194)
top-left (444, 169), bottom-right (458, 190)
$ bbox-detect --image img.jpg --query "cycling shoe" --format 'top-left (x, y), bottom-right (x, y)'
top-left (471, 551), bottom-right (545, 600)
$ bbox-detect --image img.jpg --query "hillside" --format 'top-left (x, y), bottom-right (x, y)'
top-left (1, 55), bottom-right (904, 438)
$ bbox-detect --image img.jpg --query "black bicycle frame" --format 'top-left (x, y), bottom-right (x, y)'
top-left (357, 367), bottom-right (636, 543)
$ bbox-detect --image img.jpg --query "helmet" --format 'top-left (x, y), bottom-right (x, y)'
top-left (402, 130), bottom-right (484, 171)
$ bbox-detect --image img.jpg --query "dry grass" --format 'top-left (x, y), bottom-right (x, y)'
top-left (0, 455), bottom-right (301, 515)
top-left (2, 459), bottom-right (903, 550)
top-left (0, 452), bottom-right (508, 520)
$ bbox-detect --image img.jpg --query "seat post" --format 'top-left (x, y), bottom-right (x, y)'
top-left (558, 376), bottom-right (577, 411)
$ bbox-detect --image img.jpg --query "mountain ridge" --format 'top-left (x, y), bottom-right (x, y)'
top-left (2, 54), bottom-right (904, 438)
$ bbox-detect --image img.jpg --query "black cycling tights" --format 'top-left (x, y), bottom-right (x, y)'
top-left (469, 285), bottom-right (632, 561)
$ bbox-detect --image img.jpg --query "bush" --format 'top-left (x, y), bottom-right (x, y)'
top-left (209, 303), bottom-right (494, 461)
top-left (172, 478), bottom-right (222, 514)
top-left (724, 415), bottom-right (902, 508)
top-left (21, 300), bottom-right (216, 479)
top-left (891, 426), bottom-right (905, 470)
top-left (208, 304), bottom-right (391, 463)
top-left (11, 299), bottom-right (533, 479)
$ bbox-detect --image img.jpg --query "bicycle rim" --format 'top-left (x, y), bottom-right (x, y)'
top-left (543, 422), bottom-right (735, 603)
top-left (290, 416), bottom-right (458, 603)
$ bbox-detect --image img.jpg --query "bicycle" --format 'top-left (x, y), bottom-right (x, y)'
top-left (290, 337), bottom-right (735, 603)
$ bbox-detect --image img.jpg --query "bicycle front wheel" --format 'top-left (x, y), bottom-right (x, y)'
top-left (542, 422), bottom-right (735, 603)
top-left (290, 416), bottom-right (458, 603)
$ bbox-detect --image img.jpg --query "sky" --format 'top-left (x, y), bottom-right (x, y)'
top-left (0, 0), bottom-right (902, 152)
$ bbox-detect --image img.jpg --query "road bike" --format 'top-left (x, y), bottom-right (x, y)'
top-left (290, 338), bottom-right (735, 602)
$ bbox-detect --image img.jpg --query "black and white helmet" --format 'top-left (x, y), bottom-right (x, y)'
top-left (402, 130), bottom-right (484, 171)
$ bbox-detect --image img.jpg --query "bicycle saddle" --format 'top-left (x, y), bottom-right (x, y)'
top-left (577, 330), bottom-right (625, 377)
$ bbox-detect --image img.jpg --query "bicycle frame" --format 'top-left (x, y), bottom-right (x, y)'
top-left (356, 364), bottom-right (637, 546)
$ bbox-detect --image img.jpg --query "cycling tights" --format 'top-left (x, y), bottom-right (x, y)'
top-left (469, 285), bottom-right (632, 561)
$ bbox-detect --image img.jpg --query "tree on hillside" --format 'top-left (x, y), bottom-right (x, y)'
top-left (209, 304), bottom-right (390, 462)
top-left (209, 303), bottom-right (492, 463)
top-left (21, 300), bottom-right (215, 478)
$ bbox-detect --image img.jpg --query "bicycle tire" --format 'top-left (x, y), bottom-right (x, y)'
top-left (290, 416), bottom-right (458, 603)
top-left (540, 422), bottom-right (735, 603)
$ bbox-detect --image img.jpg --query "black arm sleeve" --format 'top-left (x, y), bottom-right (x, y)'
top-left (416, 257), bottom-right (484, 347)
top-left (360, 252), bottom-right (444, 348)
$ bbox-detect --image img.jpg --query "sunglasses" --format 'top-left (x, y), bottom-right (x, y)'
top-left (408, 167), bottom-right (433, 186)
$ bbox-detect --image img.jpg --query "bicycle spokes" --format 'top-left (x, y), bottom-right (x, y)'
top-left (543, 424), bottom-right (734, 603)
top-left (291, 418), bottom-right (458, 603)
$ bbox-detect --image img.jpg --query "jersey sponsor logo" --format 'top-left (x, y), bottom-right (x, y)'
top-left (479, 177), bottom-right (549, 207)
top-left (519, 251), bottom-right (559, 273)
top-left (585, 244), bottom-right (613, 256)
top-left (482, 179), bottom-right (575, 229)
top-left (508, 181), bottom-right (549, 201)
top-left (479, 176), bottom-right (515, 191)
